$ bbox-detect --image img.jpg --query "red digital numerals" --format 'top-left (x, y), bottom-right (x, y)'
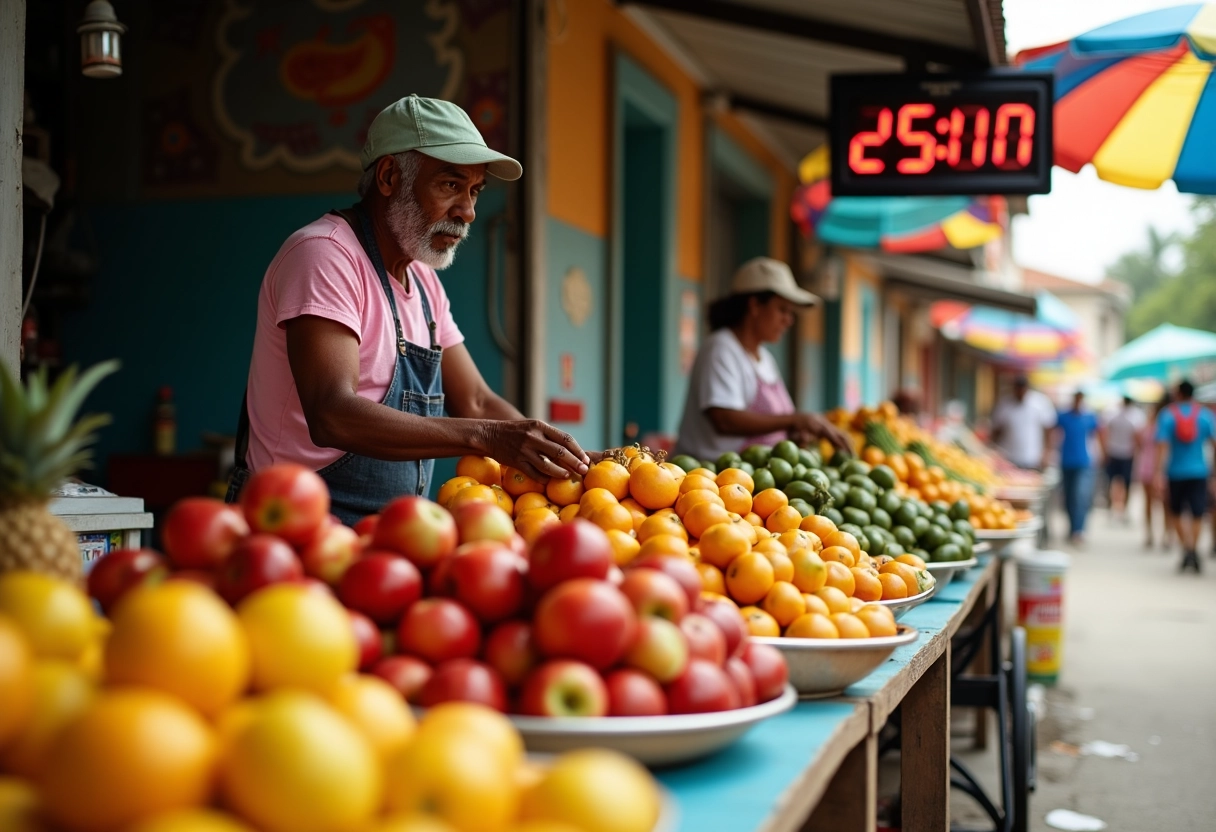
top-left (847, 101), bottom-right (1034, 176)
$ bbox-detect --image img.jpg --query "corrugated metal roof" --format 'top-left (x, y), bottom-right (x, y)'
top-left (727, 0), bottom-right (977, 50)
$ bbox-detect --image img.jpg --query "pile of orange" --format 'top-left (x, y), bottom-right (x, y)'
top-left (439, 452), bottom-right (934, 641)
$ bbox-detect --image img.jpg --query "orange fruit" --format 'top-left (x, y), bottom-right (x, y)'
top-left (502, 467), bottom-right (545, 497)
top-left (0, 659), bottom-right (94, 779)
top-left (636, 534), bottom-right (689, 560)
top-left (744, 512), bottom-right (764, 527)
top-left (413, 702), bottom-right (523, 771)
top-left (785, 612), bottom-right (839, 639)
top-left (687, 467), bottom-right (718, 480)
top-left (761, 582), bottom-right (806, 627)
top-left (789, 550), bottom-right (828, 593)
top-left (777, 529), bottom-right (819, 555)
top-left (822, 531), bottom-right (861, 559)
top-left (801, 593), bottom-right (831, 617)
top-left (606, 529), bottom-right (642, 566)
top-left (660, 462), bottom-right (688, 482)
top-left (895, 553), bottom-right (927, 569)
top-left (740, 606), bottom-right (780, 638)
top-left (0, 615), bottom-right (33, 749)
top-left (628, 462), bottom-right (680, 511)
top-left (848, 597), bottom-right (867, 613)
top-left (584, 460), bottom-right (631, 500)
top-left (921, 484), bottom-right (941, 502)
top-left (715, 468), bottom-right (755, 493)
top-left (221, 691), bottom-right (381, 832)
top-left (765, 506), bottom-right (801, 533)
top-left (800, 515), bottom-right (838, 538)
top-left (830, 613), bottom-right (871, 639)
top-left (752, 537), bottom-right (788, 558)
top-left (718, 483), bottom-right (752, 515)
top-left (683, 501), bottom-right (732, 539)
top-left (879, 561), bottom-right (922, 596)
top-left (905, 452), bottom-right (925, 471)
top-left (626, 451), bottom-right (655, 471)
top-left (725, 552), bottom-right (775, 605)
top-left (672, 488), bottom-right (716, 520)
top-left (751, 489), bottom-right (789, 520)
top-left (0, 572), bottom-right (95, 662)
top-left (813, 586), bottom-right (851, 614)
top-left (104, 581), bottom-right (250, 717)
top-left (237, 584), bottom-right (357, 696)
top-left (437, 476), bottom-right (478, 508)
top-left (456, 456), bottom-right (502, 488)
top-left (620, 497), bottom-right (649, 528)
top-left (850, 568), bottom-right (883, 602)
top-left (545, 475), bottom-right (585, 507)
top-left (637, 513), bottom-right (688, 544)
top-left (490, 486), bottom-right (513, 515)
top-left (559, 504), bottom-right (581, 523)
top-left (126, 809), bottom-right (256, 832)
top-left (329, 674), bottom-right (416, 763)
top-left (577, 488), bottom-right (619, 517)
top-left (516, 492), bottom-right (558, 516)
top-left (819, 545), bottom-right (856, 568)
top-left (678, 475), bottom-right (719, 496)
top-left (824, 561), bottom-right (856, 597)
top-left (762, 551), bottom-right (794, 583)
top-left (588, 503), bottom-right (634, 534)
top-left (878, 573), bottom-right (909, 600)
top-left (40, 689), bottom-right (217, 832)
top-left (516, 509), bottom-right (561, 544)
top-left (887, 455), bottom-right (909, 482)
top-left (696, 522), bottom-right (751, 569)
top-left (856, 605), bottom-right (898, 637)
top-left (861, 446), bottom-right (885, 466)
top-left (518, 748), bottom-right (661, 832)
top-left (729, 513), bottom-right (760, 545)
top-left (447, 484), bottom-right (498, 512)
top-left (696, 563), bottom-right (726, 595)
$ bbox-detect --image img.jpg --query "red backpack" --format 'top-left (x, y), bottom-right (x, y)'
top-left (1170, 403), bottom-right (1200, 443)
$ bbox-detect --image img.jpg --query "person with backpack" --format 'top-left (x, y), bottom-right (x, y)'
top-left (1056, 390), bottom-right (1102, 546)
top-left (1154, 379), bottom-right (1216, 573)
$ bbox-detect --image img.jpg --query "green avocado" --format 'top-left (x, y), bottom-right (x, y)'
top-left (768, 458), bottom-right (794, 488)
top-left (870, 507), bottom-right (892, 530)
top-left (751, 467), bottom-right (775, 493)
top-left (822, 507), bottom-right (845, 526)
top-left (949, 499), bottom-right (972, 521)
top-left (741, 444), bottom-right (772, 468)
top-left (772, 439), bottom-right (801, 465)
top-left (868, 465), bottom-right (898, 490)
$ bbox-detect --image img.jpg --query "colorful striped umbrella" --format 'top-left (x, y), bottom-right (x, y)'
top-left (932, 291), bottom-right (1084, 364)
top-left (790, 146), bottom-right (1005, 252)
top-left (1016, 3), bottom-right (1216, 193)
top-left (1102, 322), bottom-right (1216, 380)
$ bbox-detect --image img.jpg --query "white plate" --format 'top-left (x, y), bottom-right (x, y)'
top-left (874, 585), bottom-right (934, 620)
top-left (924, 557), bottom-right (979, 590)
top-left (504, 685), bottom-right (798, 767)
top-left (753, 626), bottom-right (919, 698)
top-left (974, 525), bottom-right (1040, 540)
top-left (973, 541), bottom-right (992, 554)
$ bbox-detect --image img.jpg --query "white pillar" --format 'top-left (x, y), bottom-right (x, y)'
top-left (0, 0), bottom-right (25, 376)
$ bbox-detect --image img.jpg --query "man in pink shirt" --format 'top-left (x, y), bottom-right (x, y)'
top-left (228, 95), bottom-right (590, 524)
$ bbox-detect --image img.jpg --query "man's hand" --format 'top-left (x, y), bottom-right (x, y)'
top-left (482, 420), bottom-right (590, 482)
top-left (794, 413), bottom-right (852, 453)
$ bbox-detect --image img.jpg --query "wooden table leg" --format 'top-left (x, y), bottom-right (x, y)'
top-left (971, 575), bottom-right (996, 750)
top-left (803, 733), bottom-right (877, 832)
top-left (901, 648), bottom-right (951, 832)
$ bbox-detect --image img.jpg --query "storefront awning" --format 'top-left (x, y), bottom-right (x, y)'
top-left (865, 252), bottom-right (1037, 315)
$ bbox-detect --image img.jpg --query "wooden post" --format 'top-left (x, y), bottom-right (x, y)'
top-left (0, 0), bottom-right (25, 376)
top-left (521, 0), bottom-right (548, 419)
top-left (803, 733), bottom-right (877, 832)
top-left (901, 648), bottom-right (951, 832)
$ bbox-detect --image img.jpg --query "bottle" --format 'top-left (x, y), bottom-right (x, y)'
top-left (154, 386), bottom-right (176, 456)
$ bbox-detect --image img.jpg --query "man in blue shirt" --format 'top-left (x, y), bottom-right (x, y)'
top-left (1155, 379), bottom-right (1216, 573)
top-left (1056, 391), bottom-right (1101, 545)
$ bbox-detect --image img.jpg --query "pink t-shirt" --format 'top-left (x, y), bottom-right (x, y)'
top-left (245, 213), bottom-right (463, 472)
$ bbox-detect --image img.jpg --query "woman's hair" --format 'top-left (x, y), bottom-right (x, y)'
top-left (707, 291), bottom-right (775, 331)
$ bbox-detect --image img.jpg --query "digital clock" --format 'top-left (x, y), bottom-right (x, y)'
top-left (829, 72), bottom-right (1053, 197)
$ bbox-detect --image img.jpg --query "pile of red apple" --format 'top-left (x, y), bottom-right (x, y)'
top-left (87, 463), bottom-right (788, 718)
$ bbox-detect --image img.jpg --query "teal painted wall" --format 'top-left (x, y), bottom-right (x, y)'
top-left (822, 299), bottom-right (843, 409)
top-left (545, 217), bottom-right (608, 450)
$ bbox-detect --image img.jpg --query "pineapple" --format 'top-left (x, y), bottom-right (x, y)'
top-left (0, 360), bottom-right (118, 583)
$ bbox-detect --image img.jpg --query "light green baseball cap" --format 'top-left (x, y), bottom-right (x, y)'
top-left (360, 94), bottom-right (522, 181)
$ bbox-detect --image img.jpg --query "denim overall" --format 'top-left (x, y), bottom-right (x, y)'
top-left (227, 203), bottom-right (444, 526)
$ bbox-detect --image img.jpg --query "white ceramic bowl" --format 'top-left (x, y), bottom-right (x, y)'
top-left (752, 625), bottom-right (919, 698)
top-left (925, 557), bottom-right (978, 590)
top-left (874, 585), bottom-right (934, 620)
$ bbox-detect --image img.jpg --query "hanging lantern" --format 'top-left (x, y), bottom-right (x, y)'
top-left (77, 0), bottom-right (126, 78)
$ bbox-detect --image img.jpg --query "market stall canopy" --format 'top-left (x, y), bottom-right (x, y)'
top-left (867, 252), bottom-right (1036, 315)
top-left (932, 290), bottom-right (1082, 365)
top-left (617, 0), bottom-right (1006, 166)
top-left (790, 146), bottom-right (1005, 252)
top-left (1016, 3), bottom-right (1216, 193)
top-left (1102, 323), bottom-right (1216, 381)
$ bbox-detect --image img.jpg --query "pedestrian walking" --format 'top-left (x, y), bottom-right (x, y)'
top-left (1101, 395), bottom-right (1145, 523)
top-left (1137, 393), bottom-right (1175, 550)
top-left (1056, 390), bottom-right (1102, 546)
top-left (991, 375), bottom-right (1056, 471)
top-left (1154, 380), bottom-right (1216, 573)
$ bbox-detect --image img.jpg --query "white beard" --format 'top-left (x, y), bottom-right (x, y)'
top-left (386, 190), bottom-right (469, 271)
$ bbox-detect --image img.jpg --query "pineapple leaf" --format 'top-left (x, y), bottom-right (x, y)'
top-left (31, 413), bottom-right (112, 488)
top-left (26, 366), bottom-right (48, 415)
top-left (39, 360), bottom-right (119, 445)
top-left (0, 362), bottom-right (28, 452)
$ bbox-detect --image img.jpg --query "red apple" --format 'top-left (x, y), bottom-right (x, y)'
top-left (631, 554), bottom-right (701, 611)
top-left (240, 464), bottom-right (330, 546)
top-left (741, 641), bottom-right (789, 704)
top-left (448, 542), bottom-right (526, 623)
top-left (215, 534), bottom-right (303, 605)
top-left (372, 655), bottom-right (432, 704)
top-left (299, 522), bottom-right (361, 585)
top-left (166, 569), bottom-right (217, 591)
top-left (452, 501), bottom-right (515, 545)
top-left (679, 613), bottom-right (728, 667)
top-left (725, 656), bottom-right (758, 708)
top-left (87, 549), bottom-right (168, 613)
top-left (533, 579), bottom-right (638, 670)
top-left (618, 568), bottom-right (689, 622)
top-left (527, 520), bottom-right (612, 592)
top-left (607, 566), bottom-right (625, 586)
top-left (483, 620), bottom-right (540, 687)
top-left (353, 514), bottom-right (379, 537)
top-left (294, 577), bottom-right (335, 597)
top-left (373, 497), bottom-right (457, 568)
top-left (507, 534), bottom-right (527, 557)
top-left (427, 554), bottom-right (457, 597)
top-left (604, 669), bottom-right (667, 717)
top-left (665, 659), bottom-right (740, 714)
top-left (338, 554), bottom-right (422, 626)
top-left (161, 498), bottom-right (249, 569)
top-left (397, 598), bottom-right (481, 664)
top-left (699, 597), bottom-right (748, 659)
top-left (418, 658), bottom-right (508, 711)
top-left (348, 610), bottom-right (382, 671)
top-left (518, 660), bottom-right (608, 717)
top-left (623, 616), bottom-right (689, 683)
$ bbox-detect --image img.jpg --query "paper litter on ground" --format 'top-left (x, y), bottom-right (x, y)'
top-left (1046, 809), bottom-right (1107, 831)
